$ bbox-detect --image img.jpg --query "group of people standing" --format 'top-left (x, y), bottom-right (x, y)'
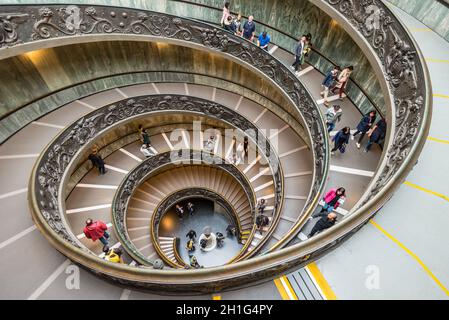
top-left (175, 202), bottom-right (195, 220)
top-left (221, 1), bottom-right (271, 51)
top-left (321, 65), bottom-right (354, 106)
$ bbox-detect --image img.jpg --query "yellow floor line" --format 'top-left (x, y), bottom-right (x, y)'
top-left (369, 219), bottom-right (449, 297)
top-left (428, 136), bottom-right (449, 145)
top-left (280, 275), bottom-right (298, 300)
top-left (425, 58), bottom-right (449, 64)
top-left (408, 27), bottom-right (431, 32)
top-left (404, 181), bottom-right (449, 203)
top-left (274, 277), bottom-right (290, 300)
top-left (434, 93), bottom-right (449, 99)
top-left (306, 263), bottom-right (337, 300)
top-left (212, 294), bottom-right (221, 300)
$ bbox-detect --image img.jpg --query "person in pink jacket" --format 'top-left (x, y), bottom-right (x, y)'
top-left (83, 218), bottom-right (109, 247)
top-left (319, 187), bottom-right (346, 214)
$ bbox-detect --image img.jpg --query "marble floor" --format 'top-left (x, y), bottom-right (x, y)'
top-left (158, 199), bottom-right (243, 267)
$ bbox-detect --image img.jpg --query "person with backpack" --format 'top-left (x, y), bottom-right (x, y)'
top-left (352, 110), bottom-right (377, 149)
top-left (331, 127), bottom-right (351, 155)
top-left (83, 218), bottom-right (109, 249)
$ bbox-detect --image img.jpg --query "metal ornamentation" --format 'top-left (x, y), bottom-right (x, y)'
top-left (113, 150), bottom-right (257, 266)
top-left (34, 95), bottom-right (281, 248)
top-left (2, 4), bottom-right (325, 193)
top-left (0, 13), bottom-right (28, 47)
top-left (325, 0), bottom-right (427, 202)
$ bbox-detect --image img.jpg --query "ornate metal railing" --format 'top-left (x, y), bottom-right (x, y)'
top-left (112, 150), bottom-right (257, 267)
top-left (23, 1), bottom-right (431, 293)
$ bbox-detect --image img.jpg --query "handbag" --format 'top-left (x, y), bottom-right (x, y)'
top-left (339, 143), bottom-right (346, 153)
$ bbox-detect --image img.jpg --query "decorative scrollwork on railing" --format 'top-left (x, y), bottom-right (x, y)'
top-left (5, 5), bottom-right (325, 216)
top-left (114, 159), bottom-right (249, 267)
top-left (324, 0), bottom-right (428, 204)
top-left (33, 94), bottom-right (282, 251)
top-left (0, 13), bottom-right (28, 47)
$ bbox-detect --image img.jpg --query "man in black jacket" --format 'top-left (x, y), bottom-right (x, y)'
top-left (308, 212), bottom-right (337, 238)
top-left (88, 147), bottom-right (106, 175)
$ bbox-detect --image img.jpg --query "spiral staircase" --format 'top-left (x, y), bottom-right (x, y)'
top-left (0, 1), bottom-right (443, 299)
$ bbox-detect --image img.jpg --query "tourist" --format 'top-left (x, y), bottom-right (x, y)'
top-left (236, 141), bottom-right (245, 163)
top-left (243, 136), bottom-right (249, 157)
top-left (321, 66), bottom-right (341, 106)
top-left (189, 255), bottom-right (202, 268)
top-left (224, 15), bottom-right (237, 33)
top-left (325, 104), bottom-right (342, 132)
top-left (352, 110), bottom-right (377, 149)
top-left (88, 146), bottom-right (106, 175)
top-left (226, 224), bottom-right (237, 237)
top-left (187, 202), bottom-right (195, 216)
top-left (204, 135), bottom-right (216, 153)
top-left (315, 187), bottom-right (346, 215)
top-left (140, 144), bottom-right (155, 157)
top-left (186, 239), bottom-right (195, 252)
top-left (103, 247), bottom-right (124, 264)
top-left (228, 153), bottom-right (240, 165)
top-left (332, 66), bottom-right (353, 100)
top-left (138, 125), bottom-right (151, 145)
top-left (242, 15), bottom-right (256, 41)
top-left (331, 127), bottom-right (350, 155)
top-left (220, 1), bottom-right (231, 27)
top-left (234, 13), bottom-right (243, 36)
top-left (83, 218), bottom-right (110, 249)
top-left (291, 35), bottom-right (307, 72)
top-left (200, 238), bottom-right (208, 251)
top-left (186, 229), bottom-right (197, 241)
top-left (216, 232), bottom-right (225, 248)
top-left (257, 31), bottom-right (270, 51)
top-left (255, 214), bottom-right (270, 235)
top-left (175, 204), bottom-right (184, 220)
top-left (257, 198), bottom-right (266, 214)
top-left (365, 118), bottom-right (387, 152)
top-left (308, 212), bottom-right (337, 238)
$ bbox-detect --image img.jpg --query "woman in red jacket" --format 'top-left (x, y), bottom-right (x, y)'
top-left (83, 218), bottom-right (109, 247)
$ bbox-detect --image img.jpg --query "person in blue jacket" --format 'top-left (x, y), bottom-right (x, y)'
top-left (331, 127), bottom-right (351, 155)
top-left (352, 110), bottom-right (377, 149)
top-left (365, 119), bottom-right (387, 152)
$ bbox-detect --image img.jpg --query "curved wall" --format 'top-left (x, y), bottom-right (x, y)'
top-left (387, 0), bottom-right (449, 42)
top-left (0, 0), bottom-right (385, 115)
top-left (0, 41), bottom-right (305, 142)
